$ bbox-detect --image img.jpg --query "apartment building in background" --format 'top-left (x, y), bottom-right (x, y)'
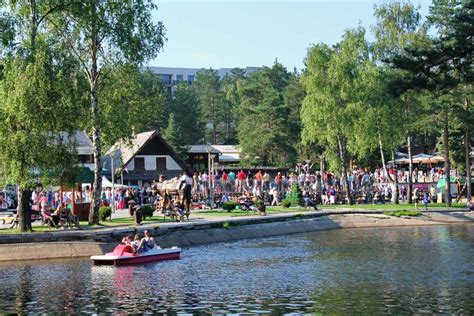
top-left (148, 66), bottom-right (262, 94)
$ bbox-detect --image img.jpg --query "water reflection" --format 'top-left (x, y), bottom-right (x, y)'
top-left (0, 224), bottom-right (472, 314)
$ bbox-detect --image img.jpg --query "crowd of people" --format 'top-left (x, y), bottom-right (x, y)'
top-left (16, 162), bottom-right (469, 221)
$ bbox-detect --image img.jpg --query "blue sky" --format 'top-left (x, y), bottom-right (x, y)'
top-left (150, 0), bottom-right (431, 71)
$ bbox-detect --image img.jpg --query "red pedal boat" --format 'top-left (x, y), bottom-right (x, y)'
top-left (91, 244), bottom-right (181, 265)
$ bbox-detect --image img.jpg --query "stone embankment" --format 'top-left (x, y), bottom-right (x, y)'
top-left (0, 210), bottom-right (473, 262)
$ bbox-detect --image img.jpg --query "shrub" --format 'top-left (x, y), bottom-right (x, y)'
top-left (281, 200), bottom-right (291, 208)
top-left (140, 205), bottom-right (154, 219)
top-left (99, 206), bottom-right (112, 221)
top-left (222, 201), bottom-right (238, 212)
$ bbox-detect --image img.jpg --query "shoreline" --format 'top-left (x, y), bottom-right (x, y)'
top-left (0, 210), bottom-right (473, 262)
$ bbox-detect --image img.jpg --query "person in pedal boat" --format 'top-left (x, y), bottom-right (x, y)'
top-left (138, 230), bottom-right (155, 252)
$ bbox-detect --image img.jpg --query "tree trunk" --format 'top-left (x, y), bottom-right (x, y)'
top-left (88, 26), bottom-right (101, 224)
top-left (407, 134), bottom-right (413, 204)
top-left (18, 188), bottom-right (32, 232)
top-left (337, 135), bottom-right (353, 204)
top-left (89, 80), bottom-right (102, 225)
top-left (391, 151), bottom-right (399, 204)
top-left (465, 98), bottom-right (472, 202)
top-left (393, 167), bottom-right (400, 204)
top-left (443, 114), bottom-right (451, 207)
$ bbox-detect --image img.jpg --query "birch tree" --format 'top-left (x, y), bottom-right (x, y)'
top-left (46, 1), bottom-right (165, 224)
top-left (301, 28), bottom-right (370, 204)
top-left (0, 0), bottom-right (86, 231)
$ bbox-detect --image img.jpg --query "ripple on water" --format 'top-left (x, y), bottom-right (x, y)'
top-left (0, 225), bottom-right (473, 314)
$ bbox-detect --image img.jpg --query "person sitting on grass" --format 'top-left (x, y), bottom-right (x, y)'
top-left (304, 194), bottom-right (318, 210)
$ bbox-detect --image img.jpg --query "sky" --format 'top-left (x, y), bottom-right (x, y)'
top-left (150, 0), bottom-right (431, 71)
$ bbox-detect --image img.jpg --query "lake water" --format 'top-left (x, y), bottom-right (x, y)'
top-left (0, 224), bottom-right (473, 314)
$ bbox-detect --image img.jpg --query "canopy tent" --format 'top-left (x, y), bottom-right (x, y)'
top-left (390, 153), bottom-right (445, 165)
top-left (391, 157), bottom-right (410, 164)
top-left (412, 153), bottom-right (435, 163)
top-left (102, 176), bottom-right (127, 189)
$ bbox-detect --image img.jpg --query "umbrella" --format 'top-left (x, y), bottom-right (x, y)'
top-left (435, 177), bottom-right (456, 188)
top-left (412, 153), bottom-right (434, 164)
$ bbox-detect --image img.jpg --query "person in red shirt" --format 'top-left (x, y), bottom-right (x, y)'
top-left (275, 172), bottom-right (282, 192)
top-left (237, 170), bottom-right (246, 192)
top-left (255, 171), bottom-right (263, 190)
top-left (222, 171), bottom-right (229, 192)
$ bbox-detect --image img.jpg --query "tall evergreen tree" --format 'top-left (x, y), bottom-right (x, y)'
top-left (236, 62), bottom-right (297, 166)
top-left (194, 69), bottom-right (226, 144)
top-left (163, 113), bottom-right (188, 158)
top-left (169, 82), bottom-right (204, 145)
top-left (222, 68), bottom-right (247, 144)
top-left (390, 0), bottom-right (473, 206)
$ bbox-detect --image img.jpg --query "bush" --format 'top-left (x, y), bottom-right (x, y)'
top-left (281, 200), bottom-right (291, 208)
top-left (222, 201), bottom-right (238, 212)
top-left (99, 206), bottom-right (112, 221)
top-left (140, 205), bottom-right (154, 220)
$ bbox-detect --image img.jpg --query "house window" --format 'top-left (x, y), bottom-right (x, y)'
top-left (135, 157), bottom-right (145, 173)
top-left (176, 74), bottom-right (183, 82)
top-left (187, 75), bottom-right (194, 83)
top-left (156, 157), bottom-right (167, 171)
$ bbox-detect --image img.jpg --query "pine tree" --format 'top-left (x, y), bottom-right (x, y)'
top-left (284, 182), bottom-right (304, 207)
top-left (163, 113), bottom-right (188, 158)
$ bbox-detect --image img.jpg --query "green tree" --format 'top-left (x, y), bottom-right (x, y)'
top-left (194, 69), bottom-right (226, 144)
top-left (169, 82), bottom-right (204, 145)
top-left (284, 182), bottom-right (304, 207)
top-left (390, 0), bottom-right (473, 206)
top-left (163, 113), bottom-right (188, 158)
top-left (301, 28), bottom-right (370, 204)
top-left (99, 64), bottom-right (168, 149)
top-left (47, 0), bottom-right (166, 223)
top-left (352, 1), bottom-right (427, 203)
top-left (0, 0), bottom-right (87, 231)
top-left (222, 68), bottom-right (247, 144)
top-left (284, 71), bottom-right (305, 159)
top-left (235, 62), bottom-right (297, 166)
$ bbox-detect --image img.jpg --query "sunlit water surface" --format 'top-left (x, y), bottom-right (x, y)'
top-left (0, 224), bottom-right (473, 314)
